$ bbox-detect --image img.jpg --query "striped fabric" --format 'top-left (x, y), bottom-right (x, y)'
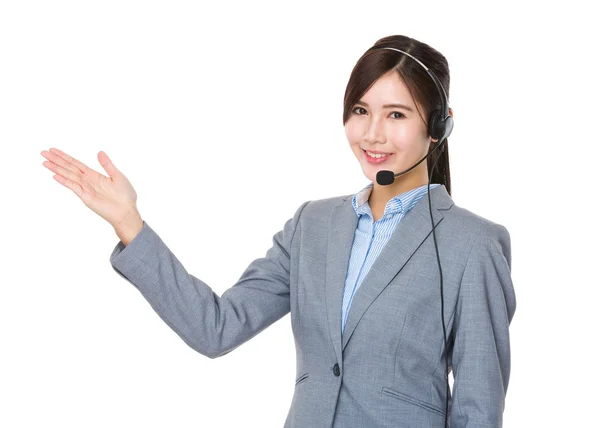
top-left (341, 182), bottom-right (441, 334)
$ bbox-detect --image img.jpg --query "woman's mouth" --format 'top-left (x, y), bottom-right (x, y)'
top-left (363, 149), bottom-right (393, 164)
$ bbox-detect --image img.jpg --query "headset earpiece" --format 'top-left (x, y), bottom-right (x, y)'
top-left (428, 109), bottom-right (454, 143)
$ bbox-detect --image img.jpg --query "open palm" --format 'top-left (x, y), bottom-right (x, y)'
top-left (41, 148), bottom-right (139, 228)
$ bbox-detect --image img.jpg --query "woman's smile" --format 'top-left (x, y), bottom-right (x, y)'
top-left (363, 149), bottom-right (394, 164)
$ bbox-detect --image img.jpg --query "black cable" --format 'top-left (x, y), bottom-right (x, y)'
top-left (426, 143), bottom-right (450, 427)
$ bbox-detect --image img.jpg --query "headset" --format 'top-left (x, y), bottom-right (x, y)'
top-left (375, 46), bottom-right (454, 428)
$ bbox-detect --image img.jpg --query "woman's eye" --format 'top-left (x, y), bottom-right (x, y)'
top-left (351, 107), bottom-right (404, 119)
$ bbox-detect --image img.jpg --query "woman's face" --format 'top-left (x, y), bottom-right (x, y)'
top-left (345, 70), bottom-right (434, 185)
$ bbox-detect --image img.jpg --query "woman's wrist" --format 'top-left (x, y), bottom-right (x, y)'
top-left (114, 207), bottom-right (144, 246)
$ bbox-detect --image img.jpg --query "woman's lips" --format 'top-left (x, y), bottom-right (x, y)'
top-left (363, 149), bottom-right (393, 164)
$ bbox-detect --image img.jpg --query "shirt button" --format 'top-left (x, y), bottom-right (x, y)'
top-left (333, 363), bottom-right (340, 376)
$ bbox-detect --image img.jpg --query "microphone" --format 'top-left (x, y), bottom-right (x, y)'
top-left (376, 138), bottom-right (446, 186)
top-left (376, 170), bottom-right (396, 186)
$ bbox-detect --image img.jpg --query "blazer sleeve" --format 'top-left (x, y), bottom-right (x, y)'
top-left (109, 200), bottom-right (311, 359)
top-left (449, 223), bottom-right (517, 428)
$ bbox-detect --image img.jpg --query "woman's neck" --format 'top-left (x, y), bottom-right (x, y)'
top-left (368, 174), bottom-right (429, 209)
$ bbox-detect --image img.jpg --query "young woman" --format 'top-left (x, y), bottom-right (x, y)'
top-left (41, 34), bottom-right (516, 428)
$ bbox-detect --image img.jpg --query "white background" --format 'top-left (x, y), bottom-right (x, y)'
top-left (1, 0), bottom-right (598, 426)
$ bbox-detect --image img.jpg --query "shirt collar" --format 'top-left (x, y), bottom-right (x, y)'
top-left (351, 182), bottom-right (441, 219)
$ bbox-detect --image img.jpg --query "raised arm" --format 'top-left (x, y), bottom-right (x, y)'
top-left (109, 200), bottom-right (311, 359)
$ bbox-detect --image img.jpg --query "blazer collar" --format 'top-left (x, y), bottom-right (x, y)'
top-left (324, 184), bottom-right (454, 363)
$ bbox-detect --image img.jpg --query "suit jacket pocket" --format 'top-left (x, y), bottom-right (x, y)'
top-left (381, 387), bottom-right (445, 416)
top-left (294, 372), bottom-right (309, 387)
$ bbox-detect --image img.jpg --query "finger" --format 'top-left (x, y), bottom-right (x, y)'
top-left (97, 151), bottom-right (121, 179)
top-left (48, 148), bottom-right (90, 175)
top-left (52, 173), bottom-right (83, 199)
top-left (41, 149), bottom-right (82, 175)
top-left (42, 160), bottom-right (86, 190)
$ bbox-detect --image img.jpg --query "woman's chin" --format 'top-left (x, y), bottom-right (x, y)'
top-left (361, 169), bottom-right (379, 183)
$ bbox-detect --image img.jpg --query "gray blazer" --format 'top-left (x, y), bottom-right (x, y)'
top-left (109, 184), bottom-right (516, 428)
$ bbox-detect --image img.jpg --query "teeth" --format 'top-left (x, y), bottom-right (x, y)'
top-left (366, 151), bottom-right (391, 159)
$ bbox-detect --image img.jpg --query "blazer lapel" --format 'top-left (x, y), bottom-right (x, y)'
top-left (324, 184), bottom-right (454, 363)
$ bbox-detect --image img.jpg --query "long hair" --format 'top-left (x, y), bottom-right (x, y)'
top-left (343, 35), bottom-right (452, 196)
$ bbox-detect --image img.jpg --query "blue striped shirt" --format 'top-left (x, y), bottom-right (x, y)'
top-left (341, 182), bottom-right (441, 334)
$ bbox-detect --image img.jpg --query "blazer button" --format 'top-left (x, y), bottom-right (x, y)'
top-left (333, 363), bottom-right (340, 376)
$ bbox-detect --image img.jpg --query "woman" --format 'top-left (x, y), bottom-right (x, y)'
top-left (41, 35), bottom-right (516, 428)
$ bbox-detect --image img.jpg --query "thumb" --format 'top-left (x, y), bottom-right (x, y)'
top-left (98, 151), bottom-right (121, 179)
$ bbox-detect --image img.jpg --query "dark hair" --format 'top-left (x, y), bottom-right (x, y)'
top-left (343, 35), bottom-right (452, 196)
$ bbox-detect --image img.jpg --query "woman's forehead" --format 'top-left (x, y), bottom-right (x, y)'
top-left (361, 72), bottom-right (415, 108)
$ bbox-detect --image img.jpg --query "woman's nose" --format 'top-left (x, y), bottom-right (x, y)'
top-left (364, 116), bottom-right (386, 144)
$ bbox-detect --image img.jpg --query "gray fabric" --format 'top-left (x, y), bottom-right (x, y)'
top-left (110, 185), bottom-right (516, 428)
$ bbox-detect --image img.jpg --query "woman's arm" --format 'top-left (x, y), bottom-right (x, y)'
top-left (109, 200), bottom-right (310, 359)
top-left (449, 223), bottom-right (517, 428)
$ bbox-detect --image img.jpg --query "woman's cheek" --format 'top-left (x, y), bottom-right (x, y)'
top-left (345, 124), bottom-right (362, 143)
top-left (389, 136), bottom-right (410, 151)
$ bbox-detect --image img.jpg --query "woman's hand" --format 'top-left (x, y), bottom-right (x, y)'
top-left (41, 148), bottom-right (141, 231)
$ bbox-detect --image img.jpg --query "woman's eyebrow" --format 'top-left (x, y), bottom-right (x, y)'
top-left (355, 100), bottom-right (414, 112)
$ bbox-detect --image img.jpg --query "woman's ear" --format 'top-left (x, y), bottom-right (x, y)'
top-left (449, 107), bottom-right (453, 117)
